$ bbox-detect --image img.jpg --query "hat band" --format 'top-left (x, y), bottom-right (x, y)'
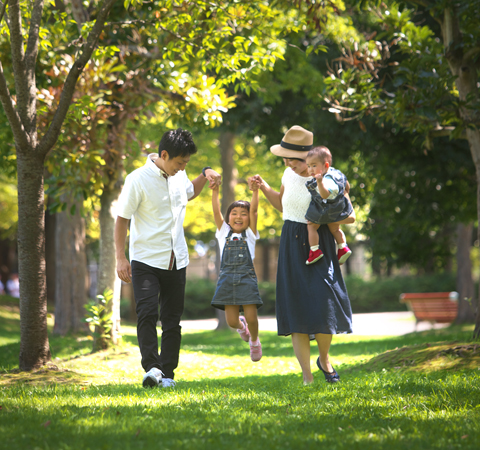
top-left (281, 140), bottom-right (312, 151)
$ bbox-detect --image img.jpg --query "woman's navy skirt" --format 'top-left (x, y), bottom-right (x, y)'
top-left (276, 220), bottom-right (353, 336)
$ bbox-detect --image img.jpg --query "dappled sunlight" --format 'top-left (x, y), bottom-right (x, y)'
top-left (2, 303), bottom-right (480, 449)
top-left (178, 352), bottom-right (299, 381)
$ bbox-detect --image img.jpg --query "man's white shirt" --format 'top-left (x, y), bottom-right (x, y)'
top-left (116, 154), bottom-right (195, 270)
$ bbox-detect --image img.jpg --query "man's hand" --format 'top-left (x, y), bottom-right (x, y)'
top-left (117, 257), bottom-right (132, 283)
top-left (205, 168), bottom-right (222, 188)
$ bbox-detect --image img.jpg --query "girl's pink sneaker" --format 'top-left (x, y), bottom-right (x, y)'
top-left (237, 316), bottom-right (250, 342)
top-left (250, 338), bottom-right (262, 362)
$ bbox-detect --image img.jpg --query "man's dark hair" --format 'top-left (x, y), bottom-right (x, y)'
top-left (158, 128), bottom-right (198, 158)
top-left (225, 200), bottom-right (250, 226)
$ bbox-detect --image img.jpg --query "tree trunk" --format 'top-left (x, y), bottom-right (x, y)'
top-left (53, 197), bottom-right (88, 335)
top-left (216, 130), bottom-right (237, 330)
top-left (455, 223), bottom-right (475, 323)
top-left (96, 183), bottom-right (122, 346)
top-left (16, 151), bottom-right (51, 370)
top-left (469, 133), bottom-right (480, 338)
top-left (442, 9), bottom-right (480, 337)
top-left (220, 131), bottom-right (236, 211)
top-left (44, 201), bottom-right (56, 306)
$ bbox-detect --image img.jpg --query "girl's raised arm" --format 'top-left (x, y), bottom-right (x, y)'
top-left (212, 185), bottom-right (224, 230)
top-left (250, 175), bottom-right (283, 213)
top-left (249, 187), bottom-right (259, 235)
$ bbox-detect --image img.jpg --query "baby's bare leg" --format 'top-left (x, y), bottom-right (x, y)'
top-left (327, 223), bottom-right (345, 245)
top-left (307, 221), bottom-right (320, 248)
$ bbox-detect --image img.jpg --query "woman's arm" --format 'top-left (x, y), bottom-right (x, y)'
top-left (341, 190), bottom-right (356, 224)
top-left (212, 184), bottom-right (224, 230)
top-left (249, 187), bottom-right (259, 235)
top-left (250, 175), bottom-right (283, 213)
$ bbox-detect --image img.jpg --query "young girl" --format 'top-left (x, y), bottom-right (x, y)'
top-left (211, 184), bottom-right (263, 361)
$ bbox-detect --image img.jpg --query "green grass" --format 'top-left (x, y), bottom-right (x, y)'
top-left (1, 300), bottom-right (479, 450)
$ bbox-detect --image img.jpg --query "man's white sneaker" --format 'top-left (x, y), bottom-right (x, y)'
top-left (142, 367), bottom-right (163, 388)
top-left (161, 378), bottom-right (176, 388)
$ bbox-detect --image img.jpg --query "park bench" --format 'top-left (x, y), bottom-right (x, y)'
top-left (399, 291), bottom-right (459, 330)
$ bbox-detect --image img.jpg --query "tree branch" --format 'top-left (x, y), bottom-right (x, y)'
top-left (0, 0), bottom-right (9, 23)
top-left (25, 0), bottom-right (45, 77)
top-left (0, 61), bottom-right (30, 148)
top-left (20, 0), bottom-right (45, 140)
top-left (8, 0), bottom-right (30, 127)
top-left (39, 0), bottom-right (118, 155)
top-left (464, 46), bottom-right (480, 67)
top-left (430, 125), bottom-right (467, 139)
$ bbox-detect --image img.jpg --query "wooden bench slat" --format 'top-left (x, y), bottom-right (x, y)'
top-left (399, 291), bottom-right (458, 326)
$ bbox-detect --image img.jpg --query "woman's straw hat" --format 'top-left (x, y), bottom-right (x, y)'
top-left (270, 125), bottom-right (313, 159)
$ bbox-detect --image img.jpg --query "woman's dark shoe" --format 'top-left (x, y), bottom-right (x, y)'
top-left (316, 357), bottom-right (340, 383)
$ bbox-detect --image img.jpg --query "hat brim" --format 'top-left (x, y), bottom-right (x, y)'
top-left (270, 144), bottom-right (309, 160)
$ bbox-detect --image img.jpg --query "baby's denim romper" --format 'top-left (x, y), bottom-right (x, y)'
top-left (211, 229), bottom-right (262, 310)
top-left (305, 167), bottom-right (353, 225)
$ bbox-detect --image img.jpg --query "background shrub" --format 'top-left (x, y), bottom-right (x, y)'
top-left (180, 273), bottom-right (458, 319)
top-left (345, 273), bottom-right (457, 313)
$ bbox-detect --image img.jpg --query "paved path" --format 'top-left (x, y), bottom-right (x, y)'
top-left (180, 311), bottom-right (449, 336)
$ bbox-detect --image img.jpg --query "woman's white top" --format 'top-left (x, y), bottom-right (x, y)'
top-left (281, 168), bottom-right (311, 224)
top-left (216, 221), bottom-right (260, 261)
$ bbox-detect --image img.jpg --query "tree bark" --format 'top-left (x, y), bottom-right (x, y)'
top-left (455, 223), bottom-right (475, 323)
top-left (96, 182), bottom-right (122, 345)
top-left (16, 150), bottom-right (51, 370)
top-left (441, 8), bottom-right (480, 337)
top-left (220, 131), bottom-right (236, 211)
top-left (216, 130), bottom-right (237, 330)
top-left (53, 197), bottom-right (88, 335)
top-left (0, 0), bottom-right (118, 369)
top-left (44, 197), bottom-right (56, 306)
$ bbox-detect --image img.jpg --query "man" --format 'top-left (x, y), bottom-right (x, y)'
top-left (115, 128), bottom-right (221, 388)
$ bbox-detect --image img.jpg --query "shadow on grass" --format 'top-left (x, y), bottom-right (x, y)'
top-left (1, 372), bottom-right (479, 450)
top-left (123, 325), bottom-right (475, 359)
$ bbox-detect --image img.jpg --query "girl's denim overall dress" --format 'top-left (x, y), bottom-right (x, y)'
top-left (211, 229), bottom-right (262, 310)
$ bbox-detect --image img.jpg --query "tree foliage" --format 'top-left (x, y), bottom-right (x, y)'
top-left (318, 1), bottom-right (480, 144)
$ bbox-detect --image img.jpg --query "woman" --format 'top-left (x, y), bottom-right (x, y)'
top-left (250, 125), bottom-right (354, 385)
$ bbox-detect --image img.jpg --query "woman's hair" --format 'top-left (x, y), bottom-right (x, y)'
top-left (225, 200), bottom-right (250, 224)
top-left (306, 146), bottom-right (332, 165)
top-left (284, 157), bottom-right (305, 162)
top-left (158, 128), bottom-right (197, 158)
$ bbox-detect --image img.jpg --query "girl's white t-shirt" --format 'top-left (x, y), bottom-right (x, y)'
top-left (215, 222), bottom-right (260, 261)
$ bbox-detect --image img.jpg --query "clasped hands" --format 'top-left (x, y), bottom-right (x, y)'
top-left (204, 168), bottom-right (222, 189)
top-left (248, 175), bottom-right (264, 191)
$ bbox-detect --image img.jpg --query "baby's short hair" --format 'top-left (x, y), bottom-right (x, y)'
top-left (306, 146), bottom-right (332, 165)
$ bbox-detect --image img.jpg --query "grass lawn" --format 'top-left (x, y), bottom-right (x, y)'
top-left (1, 297), bottom-right (479, 450)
